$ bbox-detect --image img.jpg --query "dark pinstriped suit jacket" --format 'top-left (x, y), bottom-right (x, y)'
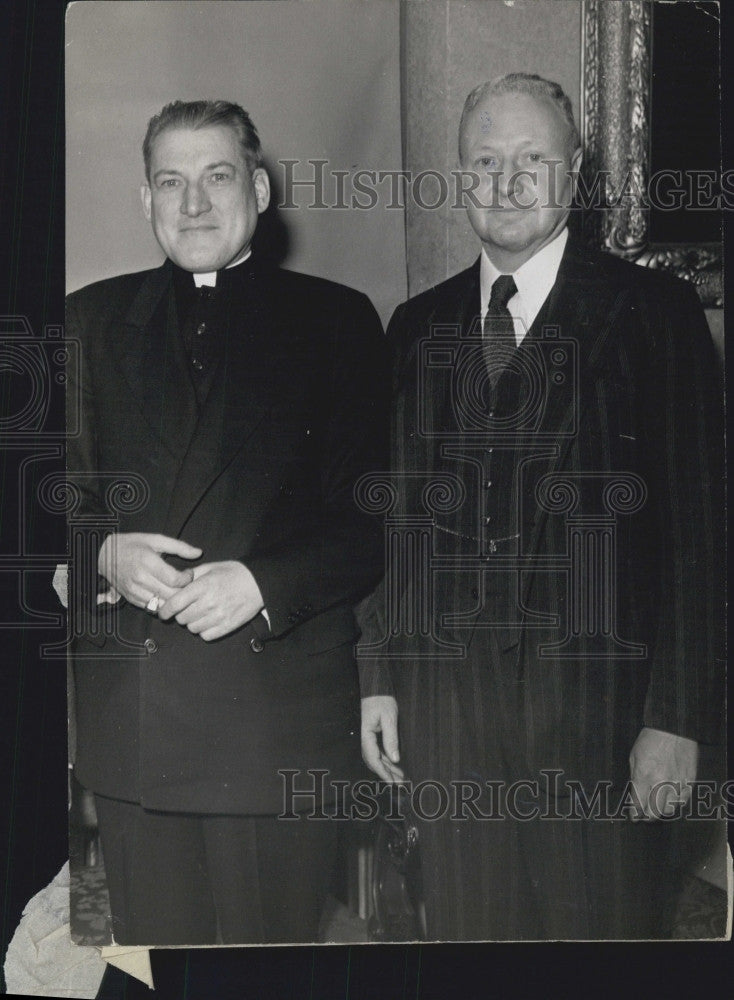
top-left (358, 237), bottom-right (724, 795)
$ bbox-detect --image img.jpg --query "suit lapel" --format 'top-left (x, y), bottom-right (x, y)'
top-left (111, 261), bottom-right (197, 460)
top-left (448, 263), bottom-right (486, 541)
top-left (520, 238), bottom-right (633, 568)
top-left (163, 263), bottom-right (273, 536)
top-left (433, 260), bottom-right (482, 442)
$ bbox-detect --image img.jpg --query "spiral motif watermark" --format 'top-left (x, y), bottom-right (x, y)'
top-left (354, 474), bottom-right (400, 515)
top-left (603, 474), bottom-right (647, 515)
top-left (104, 476), bottom-right (151, 515)
top-left (38, 474), bottom-right (84, 515)
top-left (420, 475), bottom-right (466, 515)
top-left (535, 475), bottom-right (582, 516)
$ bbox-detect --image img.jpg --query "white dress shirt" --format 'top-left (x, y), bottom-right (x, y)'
top-left (480, 227), bottom-right (568, 346)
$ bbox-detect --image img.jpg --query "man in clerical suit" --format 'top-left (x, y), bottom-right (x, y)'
top-left (66, 100), bottom-right (388, 945)
top-left (358, 74), bottom-right (724, 939)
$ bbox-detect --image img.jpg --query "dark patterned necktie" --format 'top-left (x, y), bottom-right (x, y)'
top-left (482, 274), bottom-right (517, 393)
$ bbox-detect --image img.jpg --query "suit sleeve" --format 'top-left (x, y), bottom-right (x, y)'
top-left (355, 301), bottom-right (417, 698)
top-left (355, 583), bottom-right (396, 699)
top-left (244, 290), bottom-right (390, 638)
top-left (65, 291), bottom-right (115, 622)
top-left (640, 280), bottom-right (725, 744)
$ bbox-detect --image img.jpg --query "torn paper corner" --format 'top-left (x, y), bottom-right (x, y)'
top-left (3, 861), bottom-right (155, 994)
top-left (3, 862), bottom-right (106, 998)
top-left (53, 562), bottom-right (68, 608)
top-left (99, 946), bottom-right (154, 989)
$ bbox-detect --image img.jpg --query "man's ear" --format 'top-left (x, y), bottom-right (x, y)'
top-left (569, 146), bottom-right (583, 198)
top-left (252, 168), bottom-right (271, 214)
top-left (140, 183), bottom-right (152, 221)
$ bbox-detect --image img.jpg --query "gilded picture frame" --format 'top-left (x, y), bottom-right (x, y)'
top-left (580, 0), bottom-right (722, 306)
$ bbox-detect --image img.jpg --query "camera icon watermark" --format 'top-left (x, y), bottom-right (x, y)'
top-left (418, 321), bottom-right (579, 440)
top-left (0, 316), bottom-right (79, 439)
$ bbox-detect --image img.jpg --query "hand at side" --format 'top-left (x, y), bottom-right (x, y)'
top-left (629, 726), bottom-right (699, 820)
top-left (361, 695), bottom-right (405, 783)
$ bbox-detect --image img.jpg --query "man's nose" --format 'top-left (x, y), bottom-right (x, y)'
top-left (180, 182), bottom-right (211, 216)
top-left (495, 165), bottom-right (518, 202)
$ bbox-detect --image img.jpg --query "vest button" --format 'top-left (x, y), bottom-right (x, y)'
top-left (144, 638), bottom-right (158, 654)
top-left (196, 323), bottom-right (206, 336)
top-left (250, 636), bottom-right (264, 653)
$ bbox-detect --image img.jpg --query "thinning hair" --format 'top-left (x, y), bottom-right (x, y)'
top-left (458, 72), bottom-right (580, 161)
top-left (142, 100), bottom-right (263, 180)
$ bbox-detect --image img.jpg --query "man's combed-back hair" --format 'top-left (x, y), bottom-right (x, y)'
top-left (143, 100), bottom-right (263, 179)
top-left (459, 72), bottom-right (580, 161)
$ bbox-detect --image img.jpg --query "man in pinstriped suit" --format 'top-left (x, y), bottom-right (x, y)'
top-left (357, 74), bottom-right (724, 939)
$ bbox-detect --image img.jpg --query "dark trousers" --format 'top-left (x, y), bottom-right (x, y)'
top-left (413, 792), bottom-right (678, 940)
top-left (94, 795), bottom-right (336, 945)
top-left (395, 632), bottom-right (680, 940)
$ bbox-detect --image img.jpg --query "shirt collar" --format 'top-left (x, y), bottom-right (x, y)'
top-left (192, 248), bottom-right (253, 288)
top-left (480, 227), bottom-right (568, 323)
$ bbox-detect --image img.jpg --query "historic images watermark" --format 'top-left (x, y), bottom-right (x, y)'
top-left (278, 769), bottom-right (734, 823)
top-left (279, 159), bottom-right (734, 212)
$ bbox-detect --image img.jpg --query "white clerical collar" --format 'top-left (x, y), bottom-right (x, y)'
top-left (192, 249), bottom-right (252, 288)
top-left (480, 227), bottom-right (568, 343)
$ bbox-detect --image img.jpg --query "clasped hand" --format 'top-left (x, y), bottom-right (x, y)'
top-left (98, 532), bottom-right (264, 641)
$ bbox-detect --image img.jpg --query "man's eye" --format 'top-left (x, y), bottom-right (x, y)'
top-left (210, 172), bottom-right (231, 183)
top-left (480, 156), bottom-right (498, 169)
top-left (527, 153), bottom-right (543, 163)
top-left (159, 178), bottom-right (180, 188)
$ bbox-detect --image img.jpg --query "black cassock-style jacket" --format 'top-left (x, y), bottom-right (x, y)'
top-left (66, 256), bottom-right (389, 814)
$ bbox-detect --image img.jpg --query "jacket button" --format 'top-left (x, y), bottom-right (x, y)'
top-left (144, 638), bottom-right (158, 654)
top-left (250, 636), bottom-right (264, 653)
top-left (470, 588), bottom-right (479, 601)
